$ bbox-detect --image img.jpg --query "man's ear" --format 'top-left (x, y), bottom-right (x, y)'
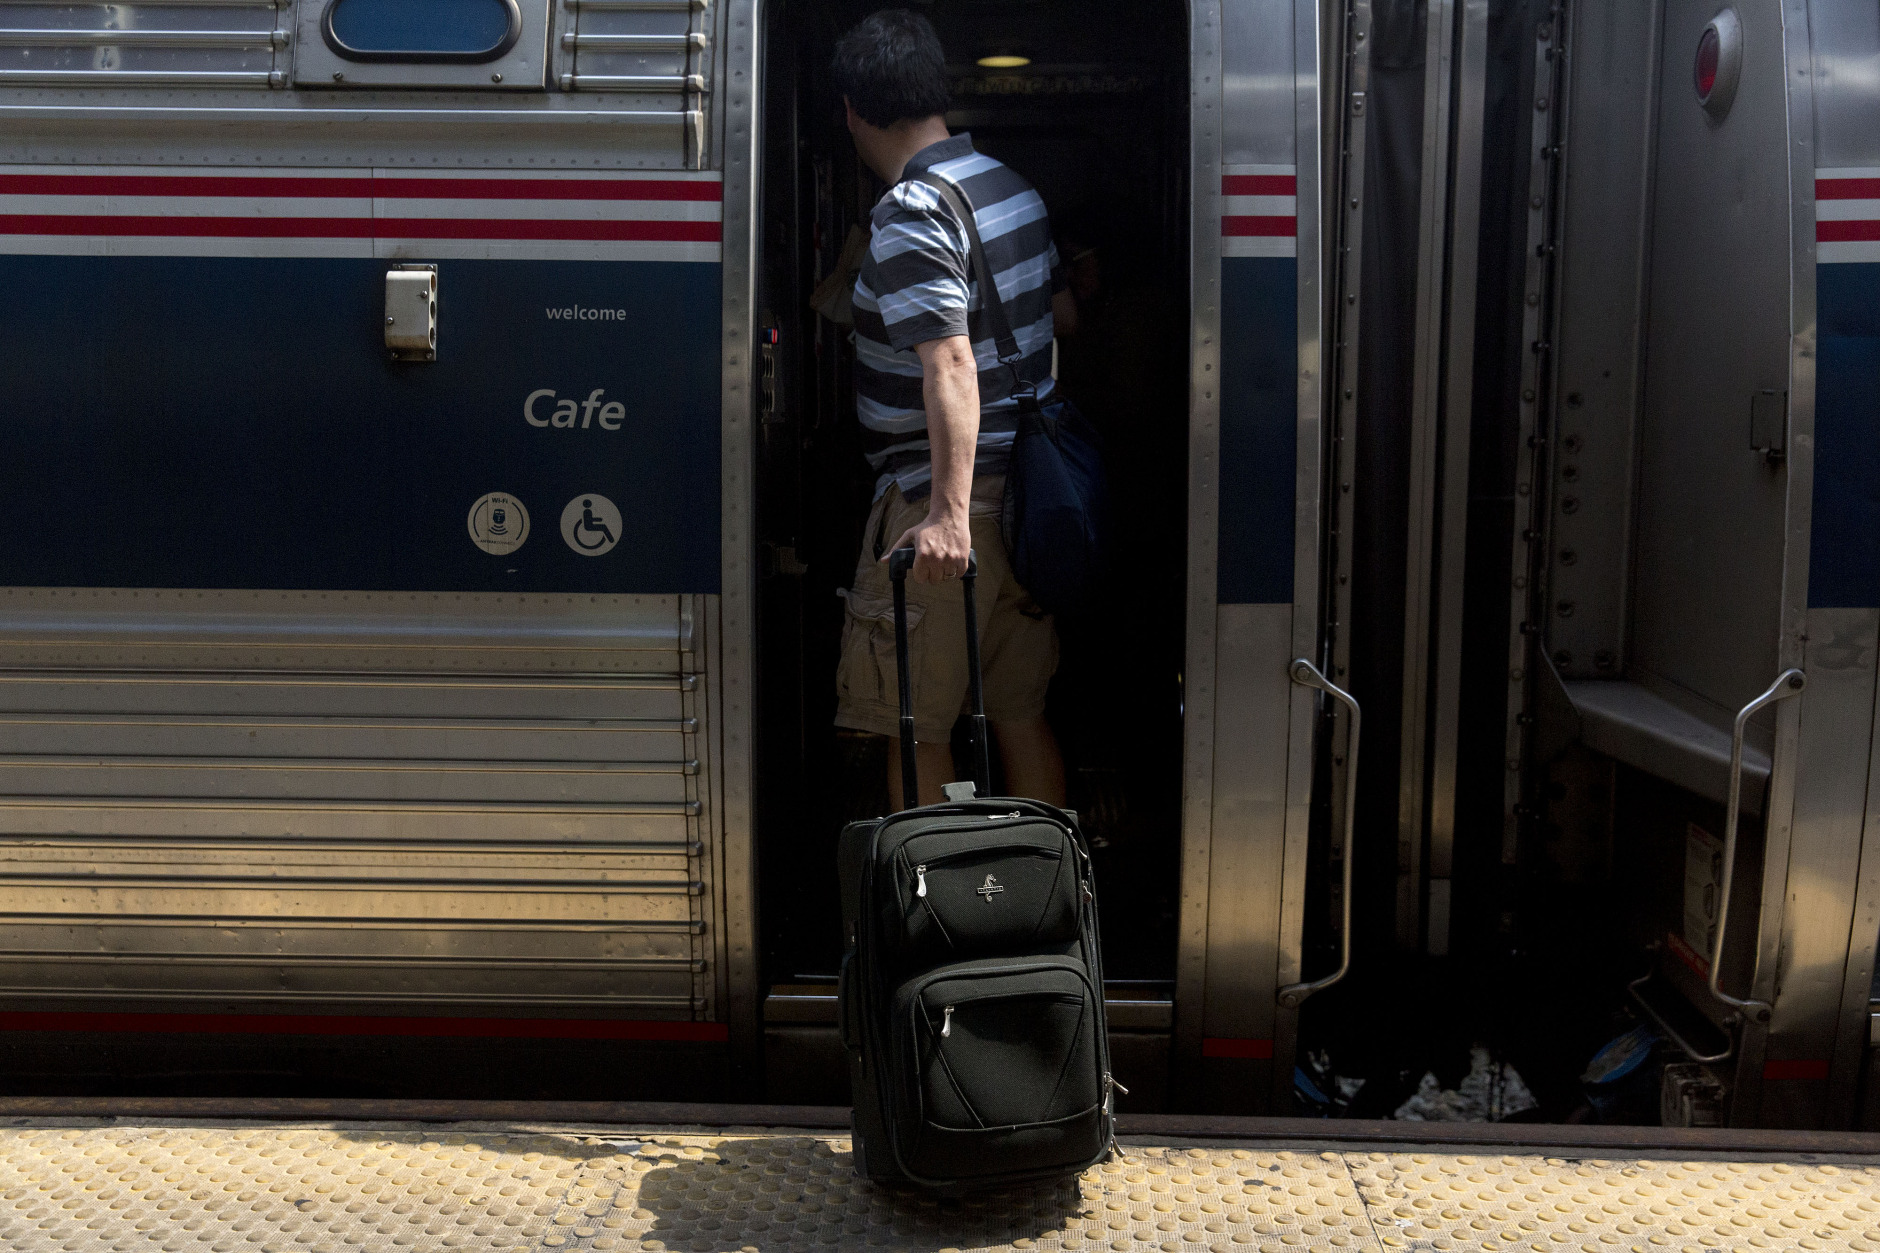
top-left (842, 97), bottom-right (857, 132)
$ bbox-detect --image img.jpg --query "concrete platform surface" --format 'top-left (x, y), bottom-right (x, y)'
top-left (1, 1119), bottom-right (1879, 1252)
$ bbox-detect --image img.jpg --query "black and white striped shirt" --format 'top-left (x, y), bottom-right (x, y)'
top-left (851, 133), bottom-right (1064, 500)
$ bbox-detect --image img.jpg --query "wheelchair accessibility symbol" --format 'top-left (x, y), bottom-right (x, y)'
top-left (560, 493), bottom-right (622, 557)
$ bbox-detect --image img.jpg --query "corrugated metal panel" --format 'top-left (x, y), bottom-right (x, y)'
top-left (0, 592), bottom-right (721, 1019)
top-left (560, 0), bottom-right (709, 161)
top-left (560, 0), bottom-right (706, 91)
top-left (0, 0), bottom-right (287, 88)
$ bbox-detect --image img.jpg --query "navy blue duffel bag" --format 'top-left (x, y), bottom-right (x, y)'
top-left (1001, 395), bottom-right (1109, 614)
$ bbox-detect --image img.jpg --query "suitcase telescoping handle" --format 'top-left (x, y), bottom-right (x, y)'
top-left (888, 547), bottom-right (994, 805)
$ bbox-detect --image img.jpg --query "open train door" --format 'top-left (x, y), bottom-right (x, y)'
top-left (1173, 0), bottom-right (1339, 1114)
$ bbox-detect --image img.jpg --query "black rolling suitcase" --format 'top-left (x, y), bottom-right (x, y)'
top-left (837, 547), bottom-right (1120, 1191)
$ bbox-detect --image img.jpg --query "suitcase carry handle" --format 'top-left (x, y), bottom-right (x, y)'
top-left (888, 547), bottom-right (994, 805)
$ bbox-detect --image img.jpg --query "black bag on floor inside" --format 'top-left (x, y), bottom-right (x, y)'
top-left (837, 548), bottom-right (1119, 1190)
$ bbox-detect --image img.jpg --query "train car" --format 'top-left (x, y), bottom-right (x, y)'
top-left (0, 0), bottom-right (1325, 1110)
top-left (0, 0), bottom-right (1874, 1134)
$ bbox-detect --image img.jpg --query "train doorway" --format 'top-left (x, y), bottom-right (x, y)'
top-left (751, 0), bottom-right (1192, 1103)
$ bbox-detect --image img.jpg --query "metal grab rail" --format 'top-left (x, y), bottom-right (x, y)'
top-left (1626, 970), bottom-right (1733, 1063)
top-left (1279, 658), bottom-right (1361, 1008)
top-left (1709, 667), bottom-right (1805, 1025)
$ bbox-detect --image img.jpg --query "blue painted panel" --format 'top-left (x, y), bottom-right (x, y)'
top-left (0, 256), bottom-right (721, 593)
top-left (1811, 262), bottom-right (1880, 608)
top-left (1218, 256), bottom-right (1298, 605)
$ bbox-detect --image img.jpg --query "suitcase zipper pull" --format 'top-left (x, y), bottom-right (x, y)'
top-left (940, 1005), bottom-right (954, 1038)
top-left (1083, 881), bottom-right (1094, 903)
top-left (916, 865), bottom-right (928, 898)
top-left (1102, 1072), bottom-right (1128, 1115)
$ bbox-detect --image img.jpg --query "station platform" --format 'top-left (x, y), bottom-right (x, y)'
top-left (1, 1101), bottom-right (1878, 1253)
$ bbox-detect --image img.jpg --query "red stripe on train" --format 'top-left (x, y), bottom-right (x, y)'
top-left (0, 215), bottom-right (723, 242)
top-left (1201, 1037), bottom-right (1274, 1059)
top-left (1222, 215), bottom-right (1297, 238)
top-left (1664, 931), bottom-right (1710, 977)
top-left (377, 179), bottom-right (721, 202)
top-left (0, 1011), bottom-right (729, 1042)
top-left (1222, 175), bottom-right (1296, 196)
top-left (377, 218), bottom-right (721, 242)
top-left (1762, 1058), bottom-right (1829, 1081)
top-left (0, 174), bottom-right (722, 202)
top-left (1820, 219), bottom-right (1880, 242)
top-left (1817, 177), bottom-right (1880, 200)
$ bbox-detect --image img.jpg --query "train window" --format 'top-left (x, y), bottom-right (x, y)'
top-left (324, 0), bottom-right (522, 62)
top-left (292, 0), bottom-right (547, 88)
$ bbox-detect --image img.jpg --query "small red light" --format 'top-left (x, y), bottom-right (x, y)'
top-left (1694, 25), bottom-right (1720, 100)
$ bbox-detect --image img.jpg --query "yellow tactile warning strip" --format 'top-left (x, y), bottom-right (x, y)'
top-left (1346, 1151), bottom-right (1880, 1251)
top-left (0, 1124), bottom-right (1878, 1253)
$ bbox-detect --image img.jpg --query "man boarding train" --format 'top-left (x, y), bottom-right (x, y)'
top-left (828, 9), bottom-right (1081, 808)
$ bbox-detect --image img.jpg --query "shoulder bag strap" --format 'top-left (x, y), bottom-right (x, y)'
top-left (909, 172), bottom-right (1037, 409)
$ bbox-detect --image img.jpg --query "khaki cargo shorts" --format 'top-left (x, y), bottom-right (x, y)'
top-left (835, 483), bottom-right (1058, 742)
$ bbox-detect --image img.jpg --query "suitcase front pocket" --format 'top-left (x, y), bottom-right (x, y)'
top-left (890, 961), bottom-right (1106, 1182)
top-left (890, 822), bottom-right (1081, 966)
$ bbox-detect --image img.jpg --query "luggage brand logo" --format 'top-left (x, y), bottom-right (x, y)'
top-left (976, 875), bottom-right (1005, 902)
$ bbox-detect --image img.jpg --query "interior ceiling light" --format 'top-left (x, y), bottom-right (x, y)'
top-left (977, 54), bottom-right (1031, 68)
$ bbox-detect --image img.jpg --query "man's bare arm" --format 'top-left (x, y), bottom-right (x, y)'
top-left (883, 334), bottom-right (978, 583)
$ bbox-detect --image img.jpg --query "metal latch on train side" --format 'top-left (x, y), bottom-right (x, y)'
top-left (1750, 388), bottom-right (1787, 462)
top-left (386, 264), bottom-right (437, 362)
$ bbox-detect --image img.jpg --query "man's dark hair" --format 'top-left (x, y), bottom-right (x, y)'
top-left (831, 9), bottom-right (951, 129)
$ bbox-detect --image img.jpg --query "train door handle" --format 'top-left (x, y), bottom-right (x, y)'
top-left (1626, 970), bottom-right (1734, 1063)
top-left (1709, 668), bottom-right (1806, 1024)
top-left (1279, 658), bottom-right (1360, 1008)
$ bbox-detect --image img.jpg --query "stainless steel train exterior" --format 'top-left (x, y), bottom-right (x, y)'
top-left (1346, 0), bottom-right (1880, 1129)
top-left (9, 0), bottom-right (1880, 1133)
top-left (1513, 0), bottom-right (1880, 1129)
top-left (0, 0), bottom-right (1331, 1110)
top-left (0, 0), bottom-right (750, 1060)
top-left (1324, 0), bottom-right (1880, 1130)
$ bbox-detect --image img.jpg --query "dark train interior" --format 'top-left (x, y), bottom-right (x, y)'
top-left (752, 0), bottom-right (1191, 1041)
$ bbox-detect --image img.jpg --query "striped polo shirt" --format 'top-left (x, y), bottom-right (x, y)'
top-left (851, 133), bottom-right (1063, 500)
